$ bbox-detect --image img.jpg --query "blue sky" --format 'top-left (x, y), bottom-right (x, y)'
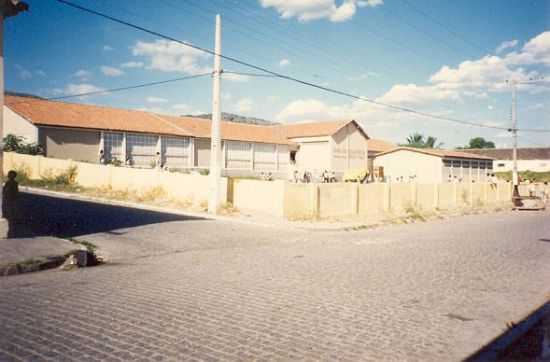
top-left (5, 0), bottom-right (550, 148)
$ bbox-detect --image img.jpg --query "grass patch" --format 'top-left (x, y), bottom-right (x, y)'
top-left (496, 171), bottom-right (550, 183)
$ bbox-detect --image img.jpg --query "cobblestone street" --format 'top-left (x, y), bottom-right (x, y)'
top-left (1, 194), bottom-right (550, 361)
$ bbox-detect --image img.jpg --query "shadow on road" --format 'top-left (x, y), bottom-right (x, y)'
top-left (539, 238), bottom-right (550, 242)
top-left (13, 192), bottom-right (205, 239)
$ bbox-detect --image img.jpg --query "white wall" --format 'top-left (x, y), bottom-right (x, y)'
top-left (374, 150), bottom-right (442, 183)
top-left (493, 159), bottom-right (550, 172)
top-left (3, 106), bottom-right (39, 143)
top-left (331, 123), bottom-right (368, 171)
top-left (295, 141), bottom-right (330, 171)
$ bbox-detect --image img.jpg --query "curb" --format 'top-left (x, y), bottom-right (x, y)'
top-left (466, 300), bottom-right (550, 361)
top-left (0, 254), bottom-right (68, 277)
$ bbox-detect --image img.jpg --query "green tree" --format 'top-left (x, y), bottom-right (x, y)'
top-left (2, 134), bottom-right (44, 155)
top-left (464, 137), bottom-right (495, 149)
top-left (401, 133), bottom-right (443, 149)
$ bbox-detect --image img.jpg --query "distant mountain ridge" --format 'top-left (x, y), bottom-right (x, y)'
top-left (188, 112), bottom-right (279, 125)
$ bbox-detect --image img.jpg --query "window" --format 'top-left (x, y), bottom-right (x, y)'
top-left (471, 161), bottom-right (479, 169)
top-left (127, 133), bottom-right (157, 166)
top-left (452, 160), bottom-right (461, 168)
top-left (254, 143), bottom-right (277, 170)
top-left (497, 163), bottom-right (505, 167)
top-left (104, 132), bottom-right (123, 162)
top-left (461, 160), bottom-right (470, 168)
top-left (163, 136), bottom-right (189, 167)
top-left (443, 159), bottom-right (452, 167)
top-left (226, 141), bottom-right (252, 169)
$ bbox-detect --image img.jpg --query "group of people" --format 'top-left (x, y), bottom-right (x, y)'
top-left (289, 169), bottom-right (337, 183)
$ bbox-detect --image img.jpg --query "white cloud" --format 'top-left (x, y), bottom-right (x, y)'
top-left (279, 58), bottom-right (291, 67)
top-left (146, 96), bottom-right (168, 103)
top-left (103, 45), bottom-right (113, 51)
top-left (259, 0), bottom-right (380, 23)
top-left (101, 66), bottom-right (124, 77)
top-left (495, 39), bottom-right (518, 54)
top-left (15, 65), bottom-right (32, 80)
top-left (347, 71), bottom-right (380, 81)
top-left (74, 69), bottom-right (92, 81)
top-left (378, 84), bottom-right (460, 105)
top-left (120, 61), bottom-right (144, 69)
top-left (358, 0), bottom-right (383, 7)
top-left (35, 70), bottom-right (46, 77)
top-left (132, 39), bottom-right (211, 75)
top-left (65, 83), bottom-right (104, 96)
top-left (267, 95), bottom-right (280, 103)
top-left (236, 98), bottom-right (253, 113)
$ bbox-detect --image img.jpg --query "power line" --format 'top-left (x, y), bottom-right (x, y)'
top-left (398, 0), bottom-right (487, 54)
top-left (223, 71), bottom-right (279, 78)
top-left (50, 0), bottom-right (529, 132)
top-left (9, 73), bottom-right (211, 104)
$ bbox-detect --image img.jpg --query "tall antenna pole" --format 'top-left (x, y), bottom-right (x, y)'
top-left (511, 81), bottom-right (518, 188)
top-left (208, 14), bottom-right (222, 214)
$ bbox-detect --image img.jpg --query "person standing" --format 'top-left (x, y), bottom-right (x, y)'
top-left (2, 170), bottom-right (19, 238)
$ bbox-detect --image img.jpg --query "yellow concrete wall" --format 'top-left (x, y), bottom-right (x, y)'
top-left (318, 183), bottom-right (357, 218)
top-left (471, 183), bottom-right (484, 206)
top-left (416, 184), bottom-right (437, 210)
top-left (4, 153), bottom-right (517, 220)
top-left (4, 152), bottom-right (225, 204)
top-left (438, 183), bottom-right (456, 210)
top-left (390, 183), bottom-right (414, 212)
top-left (232, 179), bottom-right (284, 217)
top-left (283, 183), bottom-right (318, 219)
top-left (358, 183), bottom-right (386, 216)
top-left (456, 183), bottom-right (470, 207)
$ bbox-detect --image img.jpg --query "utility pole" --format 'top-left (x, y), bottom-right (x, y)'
top-left (511, 80), bottom-right (518, 188)
top-left (0, 1), bottom-right (28, 231)
top-left (0, 1), bottom-right (28, 179)
top-left (208, 14), bottom-right (222, 214)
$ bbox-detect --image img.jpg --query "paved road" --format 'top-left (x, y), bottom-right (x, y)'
top-left (1, 192), bottom-right (549, 361)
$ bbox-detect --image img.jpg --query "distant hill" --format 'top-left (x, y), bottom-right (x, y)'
top-left (188, 112), bottom-right (278, 125)
top-left (5, 91), bottom-right (44, 99)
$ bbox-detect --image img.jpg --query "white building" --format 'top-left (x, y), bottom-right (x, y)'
top-left (461, 148), bottom-right (550, 173)
top-left (374, 147), bottom-right (494, 183)
top-left (278, 120), bottom-right (369, 174)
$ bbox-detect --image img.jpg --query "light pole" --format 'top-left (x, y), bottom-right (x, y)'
top-left (506, 76), bottom-right (545, 198)
top-left (0, 0), bottom-right (28, 229)
top-left (208, 14), bottom-right (222, 214)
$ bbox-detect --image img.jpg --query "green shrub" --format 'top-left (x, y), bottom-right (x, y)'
top-left (40, 165), bottom-right (78, 186)
top-left (3, 134), bottom-right (44, 155)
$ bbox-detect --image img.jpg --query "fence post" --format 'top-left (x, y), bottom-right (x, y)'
top-left (411, 182), bottom-right (418, 208)
top-left (311, 183), bottom-right (320, 219)
top-left (351, 183), bottom-right (359, 215)
top-left (453, 182), bottom-right (458, 208)
top-left (383, 182), bottom-right (391, 212)
top-left (434, 183), bottom-right (439, 209)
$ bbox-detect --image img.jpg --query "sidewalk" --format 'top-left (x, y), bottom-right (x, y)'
top-left (0, 236), bottom-right (80, 276)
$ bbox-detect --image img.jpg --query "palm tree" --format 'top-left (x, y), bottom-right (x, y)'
top-left (401, 133), bottom-right (443, 149)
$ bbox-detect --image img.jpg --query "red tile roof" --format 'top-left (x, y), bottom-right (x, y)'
top-left (376, 147), bottom-right (494, 160)
top-left (460, 148), bottom-right (550, 160)
top-left (368, 138), bottom-right (396, 153)
top-left (6, 95), bottom-right (290, 145)
top-left (276, 120), bottom-right (369, 139)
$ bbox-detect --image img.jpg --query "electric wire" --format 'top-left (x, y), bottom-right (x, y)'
top-left (51, 0), bottom-right (548, 133)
